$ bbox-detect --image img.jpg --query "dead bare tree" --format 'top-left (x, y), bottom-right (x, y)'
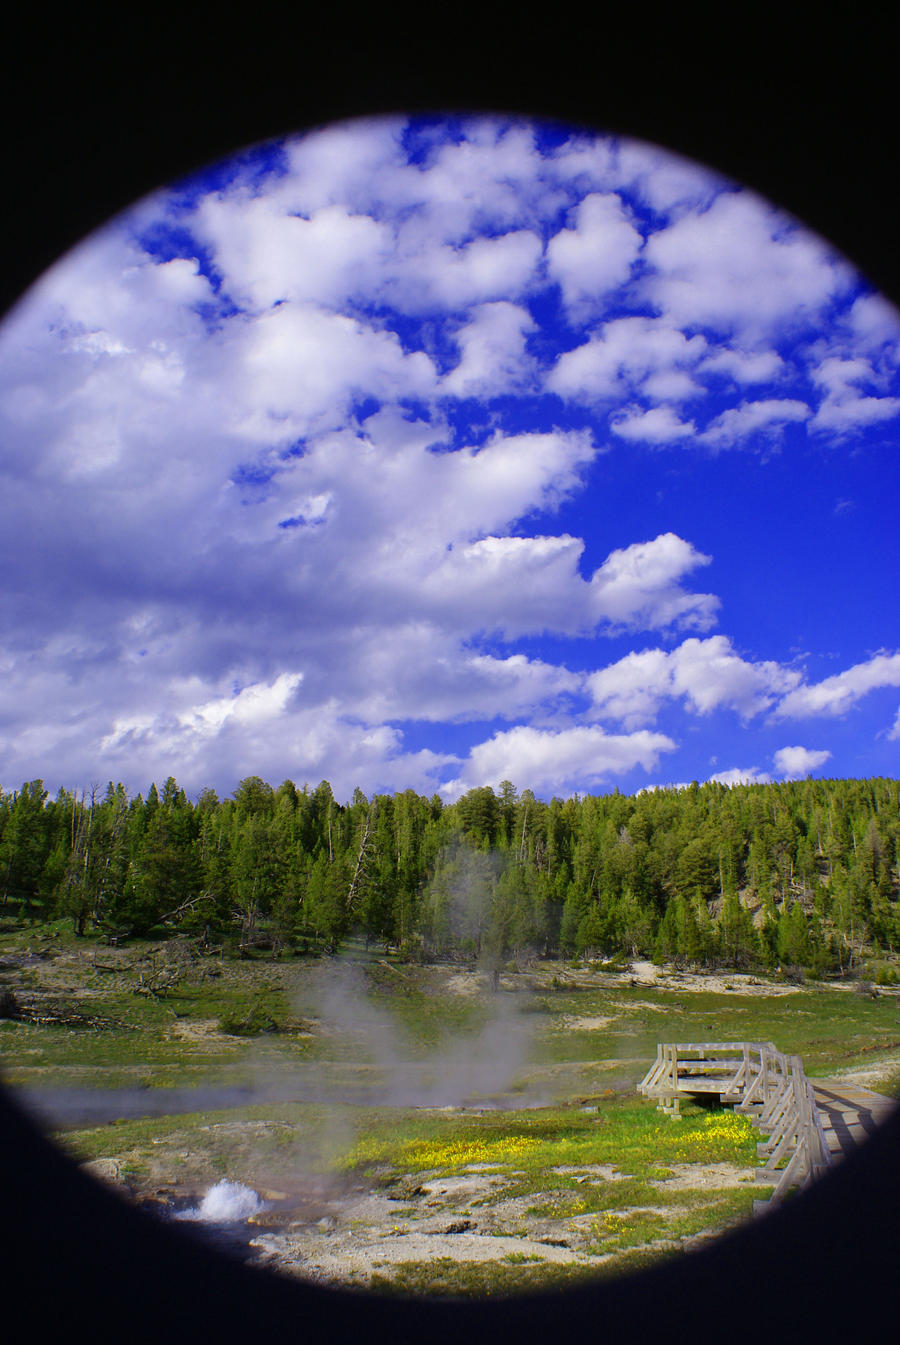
top-left (345, 805), bottom-right (374, 916)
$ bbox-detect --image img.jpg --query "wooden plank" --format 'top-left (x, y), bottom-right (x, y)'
top-left (640, 1038), bottom-right (835, 1215)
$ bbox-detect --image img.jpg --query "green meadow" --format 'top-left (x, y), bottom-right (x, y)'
top-left (2, 918), bottom-right (898, 1296)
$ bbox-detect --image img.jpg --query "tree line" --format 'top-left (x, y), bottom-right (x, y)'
top-left (1, 774), bottom-right (898, 976)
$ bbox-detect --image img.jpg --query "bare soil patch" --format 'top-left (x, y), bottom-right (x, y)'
top-left (560, 1014), bottom-right (617, 1031)
top-left (169, 1018), bottom-right (234, 1048)
top-left (823, 1051), bottom-right (900, 1093)
top-left (443, 971), bottom-right (484, 997)
top-left (648, 1162), bottom-right (755, 1191)
top-left (626, 960), bottom-right (802, 997)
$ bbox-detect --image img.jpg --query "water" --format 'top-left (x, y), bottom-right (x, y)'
top-left (154, 1181), bottom-right (271, 1264)
top-left (15, 1081), bottom-right (308, 1128)
top-left (176, 1178), bottom-right (267, 1222)
top-left (12, 1074), bottom-right (544, 1129)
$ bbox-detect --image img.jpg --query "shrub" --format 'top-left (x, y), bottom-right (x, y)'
top-left (217, 1003), bottom-right (279, 1035)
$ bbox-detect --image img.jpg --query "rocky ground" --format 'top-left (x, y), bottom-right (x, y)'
top-left (242, 1156), bottom-right (757, 1291)
top-left (6, 935), bottom-right (897, 1297)
top-left (78, 1132), bottom-right (760, 1295)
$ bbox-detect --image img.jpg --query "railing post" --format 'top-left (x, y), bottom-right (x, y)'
top-left (639, 1038), bottom-right (830, 1211)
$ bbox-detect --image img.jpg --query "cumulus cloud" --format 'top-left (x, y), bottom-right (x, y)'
top-left (0, 113), bottom-right (895, 802)
top-left (388, 229), bottom-right (543, 312)
top-left (845, 292), bottom-right (900, 351)
top-left (588, 636), bottom-right (801, 727)
top-left (642, 190), bottom-right (850, 339)
top-left (775, 652), bottom-right (900, 718)
top-left (811, 393), bottom-right (900, 433)
top-left (403, 527), bottom-right (718, 640)
top-left (176, 672), bottom-right (304, 737)
top-left (231, 302), bottom-right (438, 439)
top-left (807, 356), bottom-right (900, 434)
top-left (371, 120), bottom-right (553, 245)
top-left (440, 301), bottom-right (537, 397)
top-left (546, 315), bottom-right (706, 403)
top-left (192, 197), bottom-right (391, 310)
top-left (610, 405), bottom-right (697, 443)
top-left (418, 535), bottom-right (590, 638)
top-left (615, 141), bottom-right (721, 215)
top-left (709, 766), bottom-right (773, 786)
top-left (443, 723), bottom-right (677, 799)
top-left (588, 535), bottom-right (718, 632)
top-left (101, 696), bottom-right (459, 803)
top-left (773, 745), bottom-right (832, 777)
top-left (700, 397), bottom-right (812, 448)
top-left (546, 193), bottom-right (642, 315)
top-left (699, 347), bottom-right (785, 384)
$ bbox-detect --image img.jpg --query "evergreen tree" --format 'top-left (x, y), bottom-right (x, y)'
top-left (0, 781), bottom-right (51, 918)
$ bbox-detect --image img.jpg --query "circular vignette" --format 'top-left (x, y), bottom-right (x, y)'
top-left (2, 25), bottom-right (900, 1344)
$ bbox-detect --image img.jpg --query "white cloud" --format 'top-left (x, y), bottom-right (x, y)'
top-left (670, 638), bottom-right (800, 715)
top-left (230, 302), bottom-right (438, 440)
top-left (642, 191), bottom-right (850, 339)
top-left (773, 745), bottom-right (832, 777)
top-left (610, 405), bottom-right (697, 443)
top-left (546, 193), bottom-right (642, 315)
top-left (709, 766), bottom-right (773, 786)
top-left (845, 292), bottom-right (900, 351)
top-left (443, 723), bottom-right (677, 798)
top-left (419, 534), bottom-right (589, 638)
top-left (807, 353), bottom-right (900, 435)
top-left (281, 117), bottom-right (409, 215)
top-left (615, 141), bottom-right (722, 215)
top-left (193, 197), bottom-right (391, 310)
top-left (52, 668), bottom-right (462, 803)
top-left (383, 427), bottom-right (595, 554)
top-left (584, 649), bottom-right (672, 728)
top-left (347, 643), bottom-right (582, 725)
top-left (377, 120), bottom-right (551, 245)
top-left (441, 301), bottom-right (537, 397)
top-left (389, 229), bottom-right (543, 312)
top-left (775, 651), bottom-right (900, 718)
top-left (177, 672), bottom-right (304, 736)
top-left (409, 528), bottom-right (719, 641)
top-left (700, 398), bottom-right (812, 448)
top-left (546, 315), bottom-right (706, 403)
top-left (588, 635), bottom-right (801, 727)
top-left (588, 535), bottom-right (718, 632)
top-left (1, 114), bottom-right (896, 803)
top-left (640, 369), bottom-right (701, 402)
top-left (699, 347), bottom-right (784, 384)
top-left (811, 394), bottom-right (900, 432)
top-left (812, 356), bottom-right (878, 398)
top-left (887, 708), bottom-right (900, 741)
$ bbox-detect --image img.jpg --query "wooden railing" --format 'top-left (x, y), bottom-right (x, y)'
top-left (639, 1041), bottom-right (832, 1213)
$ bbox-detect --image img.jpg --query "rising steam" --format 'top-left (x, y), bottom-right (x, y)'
top-left (176, 1179), bottom-right (267, 1223)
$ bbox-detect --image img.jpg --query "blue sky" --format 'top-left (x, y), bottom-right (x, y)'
top-left (1, 114), bottom-right (898, 803)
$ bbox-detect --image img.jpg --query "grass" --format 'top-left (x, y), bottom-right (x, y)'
top-left (2, 919), bottom-right (898, 1297)
top-left (3, 920), bottom-right (899, 1092)
top-left (368, 1248), bottom-right (678, 1299)
top-left (335, 1096), bottom-right (759, 1183)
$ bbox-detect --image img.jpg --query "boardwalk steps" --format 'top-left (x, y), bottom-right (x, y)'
top-left (639, 1041), bottom-right (832, 1214)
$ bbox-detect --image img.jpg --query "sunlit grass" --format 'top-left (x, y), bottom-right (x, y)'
top-left (332, 1096), bottom-right (758, 1181)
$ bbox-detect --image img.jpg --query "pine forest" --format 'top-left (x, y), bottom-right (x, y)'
top-left (1, 775), bottom-right (898, 980)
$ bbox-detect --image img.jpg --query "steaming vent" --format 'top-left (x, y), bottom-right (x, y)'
top-left (176, 1179), bottom-right (267, 1224)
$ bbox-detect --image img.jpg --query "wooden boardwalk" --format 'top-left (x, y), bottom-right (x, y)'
top-left (810, 1081), bottom-right (897, 1159)
top-left (638, 1042), bottom-right (896, 1214)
